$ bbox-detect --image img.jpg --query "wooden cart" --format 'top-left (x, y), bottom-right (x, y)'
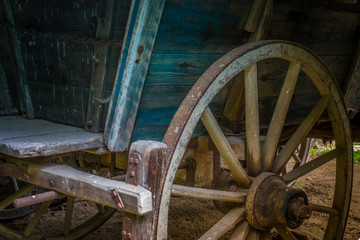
top-left (0, 0), bottom-right (359, 239)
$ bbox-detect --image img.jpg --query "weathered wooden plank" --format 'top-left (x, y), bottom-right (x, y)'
top-left (29, 82), bottom-right (89, 127)
top-left (0, 116), bottom-right (104, 157)
top-left (86, 0), bottom-right (115, 132)
top-left (105, 0), bottom-right (166, 151)
top-left (152, 0), bottom-right (251, 54)
top-left (0, 159), bottom-right (152, 215)
top-left (2, 0), bottom-right (34, 118)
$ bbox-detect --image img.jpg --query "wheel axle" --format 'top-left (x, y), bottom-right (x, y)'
top-left (245, 172), bottom-right (311, 230)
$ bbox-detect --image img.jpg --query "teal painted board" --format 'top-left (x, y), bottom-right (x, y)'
top-left (152, 0), bottom-right (252, 54)
top-left (105, 0), bottom-right (166, 151)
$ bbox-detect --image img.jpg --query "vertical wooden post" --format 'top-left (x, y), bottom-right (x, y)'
top-left (2, 0), bottom-right (34, 118)
top-left (104, 0), bottom-right (166, 151)
top-left (86, 0), bottom-right (115, 132)
top-left (122, 140), bottom-right (167, 240)
top-left (222, 0), bottom-right (273, 123)
top-left (0, 62), bottom-right (18, 115)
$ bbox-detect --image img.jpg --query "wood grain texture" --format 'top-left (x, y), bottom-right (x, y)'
top-left (0, 116), bottom-right (104, 157)
top-left (105, 0), bottom-right (166, 151)
top-left (2, 0), bottom-right (34, 118)
top-left (0, 158), bottom-right (152, 215)
top-left (86, 0), bottom-right (115, 132)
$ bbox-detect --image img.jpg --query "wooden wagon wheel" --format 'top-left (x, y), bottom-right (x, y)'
top-left (0, 174), bottom-right (116, 239)
top-left (155, 40), bottom-right (353, 239)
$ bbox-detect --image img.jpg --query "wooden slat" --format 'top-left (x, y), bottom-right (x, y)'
top-left (199, 208), bottom-right (246, 240)
top-left (0, 116), bottom-right (104, 158)
top-left (2, 0), bottom-right (34, 118)
top-left (0, 159), bottom-right (152, 215)
top-left (171, 184), bottom-right (247, 202)
top-left (245, 0), bottom-right (266, 32)
top-left (105, 0), bottom-right (166, 151)
top-left (86, 0), bottom-right (115, 132)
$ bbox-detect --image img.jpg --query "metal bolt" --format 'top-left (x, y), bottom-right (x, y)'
top-left (49, 179), bottom-right (55, 187)
top-left (130, 171), bottom-right (135, 177)
top-left (87, 120), bottom-right (93, 127)
top-left (129, 157), bottom-right (134, 164)
top-left (137, 45), bottom-right (143, 53)
top-left (121, 230), bottom-right (127, 236)
top-left (127, 232), bottom-right (132, 239)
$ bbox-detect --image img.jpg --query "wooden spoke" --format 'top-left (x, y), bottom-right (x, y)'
top-left (172, 184), bottom-right (247, 202)
top-left (259, 230), bottom-right (272, 240)
top-left (201, 107), bottom-right (251, 187)
top-left (199, 208), bottom-right (245, 240)
top-left (309, 203), bottom-right (340, 216)
top-left (24, 200), bottom-right (52, 237)
top-left (246, 230), bottom-right (260, 240)
top-left (0, 184), bottom-right (34, 211)
top-left (229, 221), bottom-right (251, 240)
top-left (272, 95), bottom-right (329, 173)
top-left (64, 197), bottom-right (75, 236)
top-left (261, 62), bottom-right (301, 171)
top-left (291, 153), bottom-right (302, 164)
top-left (245, 63), bottom-right (261, 176)
top-left (282, 148), bottom-right (342, 184)
top-left (275, 226), bottom-right (297, 240)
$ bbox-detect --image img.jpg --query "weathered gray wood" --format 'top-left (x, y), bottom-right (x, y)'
top-left (0, 116), bottom-right (104, 158)
top-left (105, 0), bottom-right (166, 151)
top-left (86, 0), bottom-right (115, 132)
top-left (171, 184), bottom-right (246, 203)
top-left (245, 63), bottom-right (261, 176)
top-left (2, 0), bottom-right (34, 118)
top-left (0, 159), bottom-right (152, 215)
top-left (198, 208), bottom-right (246, 240)
top-left (122, 140), bottom-right (167, 240)
top-left (201, 107), bottom-right (250, 188)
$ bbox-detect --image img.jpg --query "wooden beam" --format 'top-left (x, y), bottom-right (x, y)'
top-left (104, 0), bottom-right (166, 151)
top-left (343, 38), bottom-right (360, 118)
top-left (122, 140), bottom-right (167, 239)
top-left (0, 158), bottom-right (152, 215)
top-left (86, 0), bottom-right (115, 132)
top-left (2, 0), bottom-right (34, 118)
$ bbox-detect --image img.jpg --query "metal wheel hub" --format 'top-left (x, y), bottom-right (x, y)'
top-left (245, 172), bottom-right (311, 230)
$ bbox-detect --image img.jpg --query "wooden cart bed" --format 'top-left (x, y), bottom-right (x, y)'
top-left (0, 116), bottom-right (104, 158)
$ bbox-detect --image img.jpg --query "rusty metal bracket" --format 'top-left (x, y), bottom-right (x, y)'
top-left (126, 153), bottom-right (141, 186)
top-left (111, 189), bottom-right (124, 210)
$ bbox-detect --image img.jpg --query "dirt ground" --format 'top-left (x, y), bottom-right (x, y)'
top-left (2, 153), bottom-right (360, 239)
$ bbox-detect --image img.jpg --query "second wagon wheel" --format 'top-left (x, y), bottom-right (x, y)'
top-left (155, 40), bottom-right (353, 239)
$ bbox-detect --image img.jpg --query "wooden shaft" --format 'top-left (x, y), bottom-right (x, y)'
top-left (282, 148), bottom-right (342, 184)
top-left (261, 62), bottom-right (301, 171)
top-left (24, 200), bottom-right (53, 237)
top-left (229, 221), bottom-right (251, 240)
top-left (0, 184), bottom-right (34, 211)
top-left (308, 203), bottom-right (339, 216)
top-left (171, 184), bottom-right (247, 203)
top-left (272, 95), bottom-right (329, 173)
top-left (64, 197), bottom-right (75, 236)
top-left (275, 226), bottom-right (297, 240)
top-left (199, 208), bottom-right (245, 240)
top-left (245, 64), bottom-right (262, 176)
top-left (245, 0), bottom-right (266, 32)
top-left (201, 107), bottom-right (251, 188)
